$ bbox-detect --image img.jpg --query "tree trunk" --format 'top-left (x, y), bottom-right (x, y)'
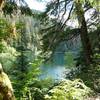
top-left (75, 0), bottom-right (93, 65)
top-left (80, 15), bottom-right (93, 65)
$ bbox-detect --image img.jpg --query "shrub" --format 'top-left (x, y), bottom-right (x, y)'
top-left (45, 79), bottom-right (93, 100)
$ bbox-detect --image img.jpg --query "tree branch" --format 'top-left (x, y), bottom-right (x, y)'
top-left (60, 3), bottom-right (74, 29)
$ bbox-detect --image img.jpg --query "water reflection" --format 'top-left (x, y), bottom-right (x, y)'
top-left (40, 39), bottom-right (81, 80)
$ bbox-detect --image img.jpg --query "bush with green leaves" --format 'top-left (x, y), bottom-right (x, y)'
top-left (0, 41), bottom-right (19, 72)
top-left (45, 79), bottom-right (93, 100)
top-left (28, 77), bottom-right (54, 100)
top-left (11, 56), bottom-right (42, 99)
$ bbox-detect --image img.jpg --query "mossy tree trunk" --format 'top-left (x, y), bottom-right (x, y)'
top-left (0, 72), bottom-right (16, 100)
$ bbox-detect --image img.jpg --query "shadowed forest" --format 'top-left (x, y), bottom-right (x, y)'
top-left (0, 0), bottom-right (100, 100)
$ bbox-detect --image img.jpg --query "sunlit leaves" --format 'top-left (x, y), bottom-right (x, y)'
top-left (45, 79), bottom-right (93, 100)
top-left (0, 17), bottom-right (17, 40)
top-left (0, 18), bottom-right (10, 40)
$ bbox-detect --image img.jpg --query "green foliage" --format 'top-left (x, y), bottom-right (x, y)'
top-left (3, 0), bottom-right (33, 15)
top-left (0, 1), bottom-right (99, 99)
top-left (72, 27), bottom-right (100, 90)
top-left (67, 52), bottom-right (100, 90)
top-left (0, 41), bottom-right (19, 72)
top-left (32, 77), bottom-right (54, 89)
top-left (45, 79), bottom-right (93, 100)
top-left (28, 77), bottom-right (54, 100)
top-left (90, 53), bottom-right (100, 91)
top-left (26, 59), bottom-right (42, 85)
top-left (30, 87), bottom-right (45, 100)
top-left (38, 0), bottom-right (99, 64)
top-left (93, 53), bottom-right (100, 65)
top-left (0, 42), bottom-right (5, 53)
top-left (0, 18), bottom-right (10, 40)
top-left (64, 51), bottom-right (76, 67)
top-left (40, 77), bottom-right (54, 89)
top-left (11, 54), bottom-right (42, 99)
top-left (0, 2), bottom-right (52, 100)
top-left (3, 2), bottom-right (18, 15)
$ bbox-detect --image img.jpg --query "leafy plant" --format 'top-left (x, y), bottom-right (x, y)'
top-left (0, 18), bottom-right (10, 40)
top-left (45, 79), bottom-right (93, 100)
top-left (64, 51), bottom-right (76, 67)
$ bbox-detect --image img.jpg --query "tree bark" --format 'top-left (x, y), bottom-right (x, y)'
top-left (75, 0), bottom-right (93, 65)
top-left (80, 15), bottom-right (93, 65)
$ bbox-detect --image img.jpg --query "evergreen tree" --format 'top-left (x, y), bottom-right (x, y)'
top-left (39, 0), bottom-right (99, 65)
